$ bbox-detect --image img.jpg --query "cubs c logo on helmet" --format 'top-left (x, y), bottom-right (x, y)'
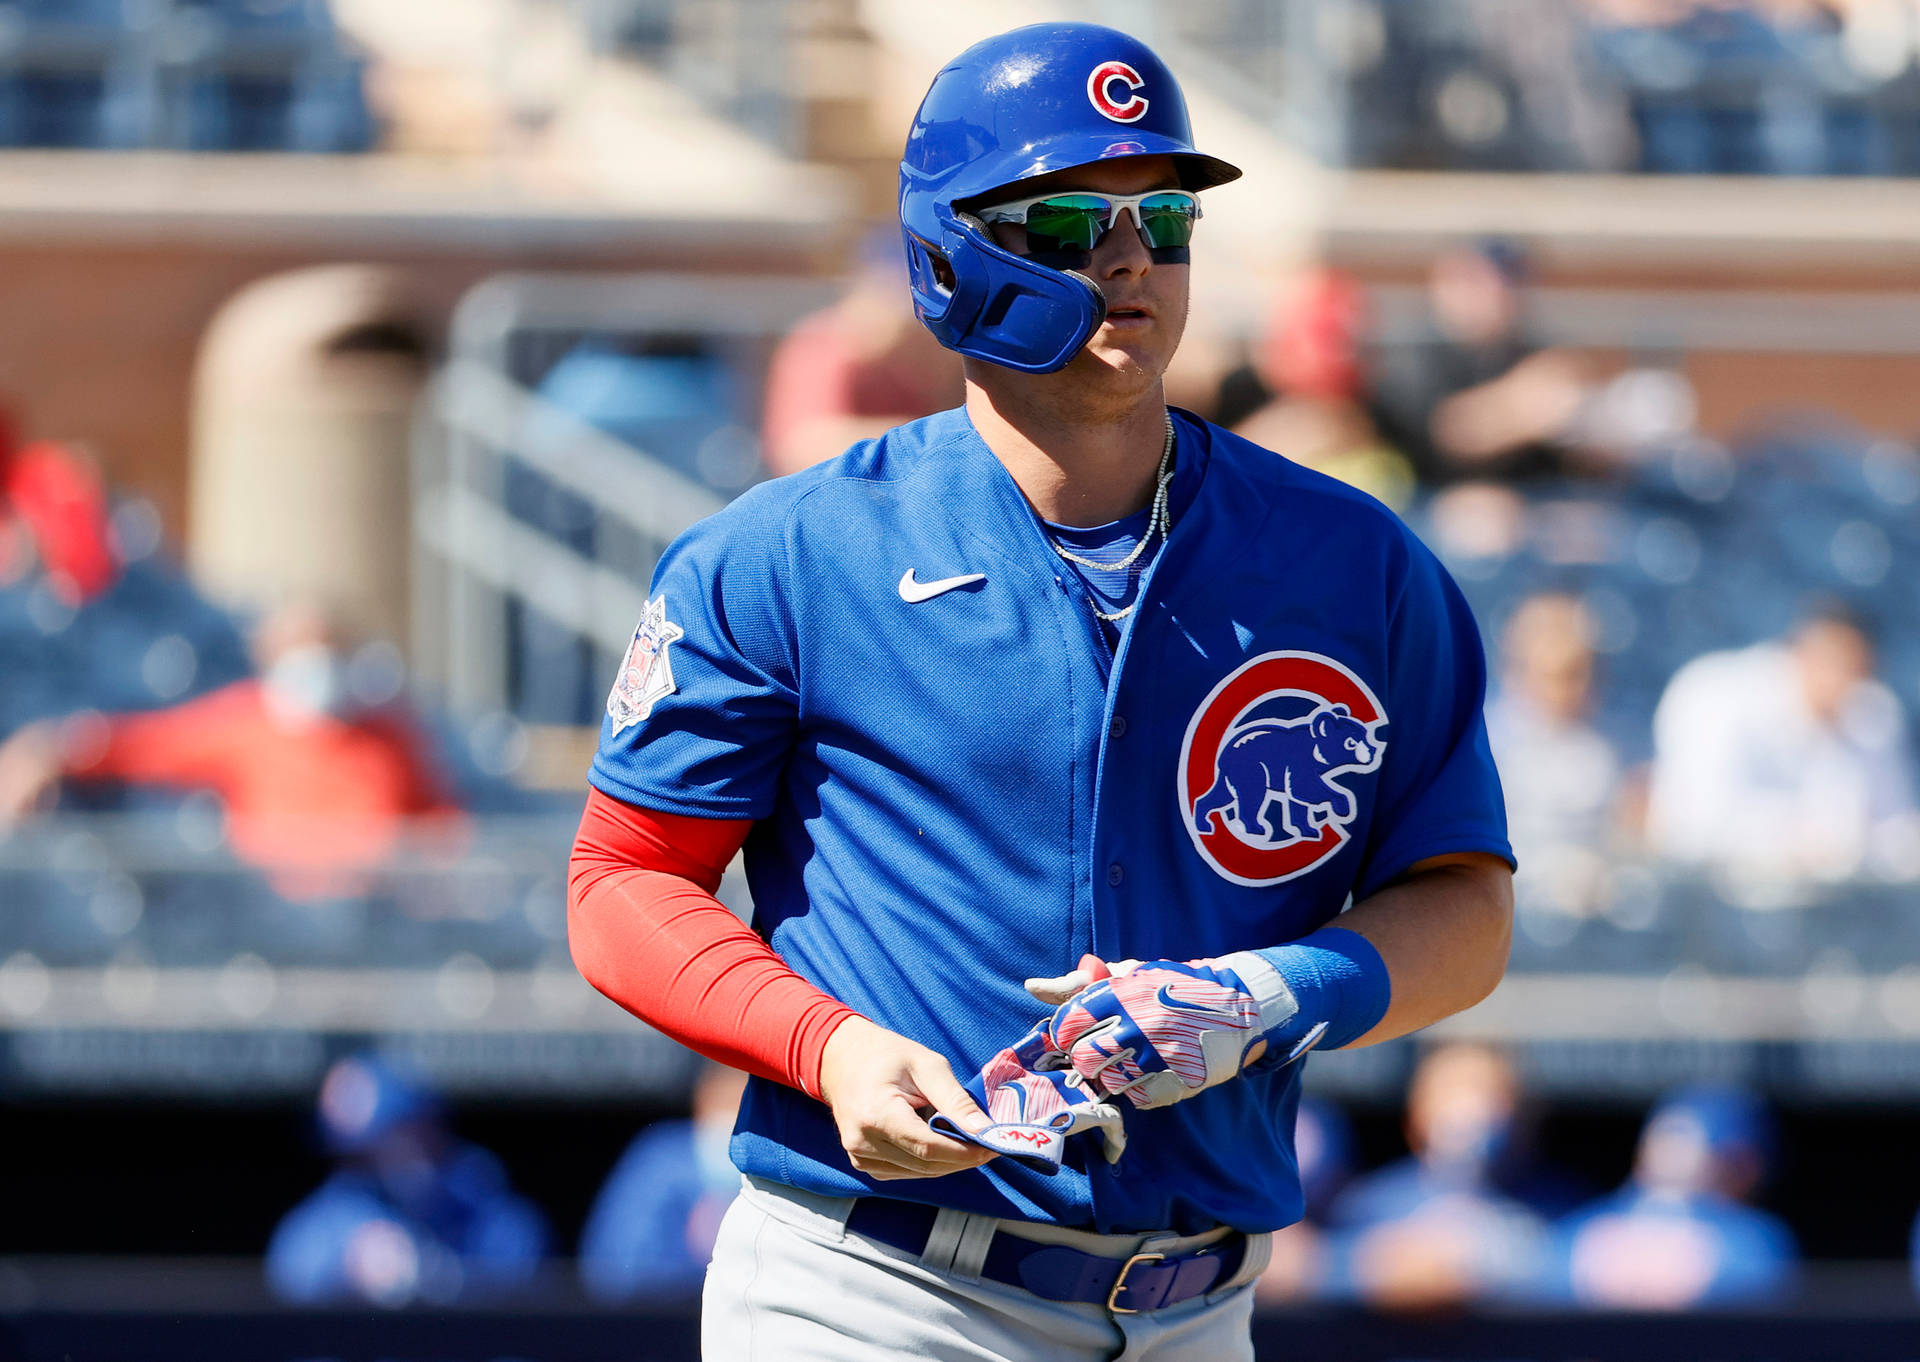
top-left (1178, 651), bottom-right (1387, 887)
top-left (1087, 60), bottom-right (1149, 123)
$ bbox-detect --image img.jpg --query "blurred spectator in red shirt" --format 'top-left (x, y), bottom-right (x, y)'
top-left (0, 602), bottom-right (460, 898)
top-left (0, 409), bottom-right (118, 603)
top-left (1218, 267), bottom-right (1417, 509)
top-left (760, 235), bottom-right (962, 478)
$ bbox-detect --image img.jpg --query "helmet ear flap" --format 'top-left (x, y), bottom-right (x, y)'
top-left (903, 229), bottom-right (959, 318)
top-left (926, 211), bottom-right (1106, 374)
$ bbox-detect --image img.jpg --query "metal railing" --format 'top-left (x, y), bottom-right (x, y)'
top-left (410, 271), bottom-right (833, 719)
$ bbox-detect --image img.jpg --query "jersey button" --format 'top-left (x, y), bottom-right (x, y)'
top-left (1108, 715), bottom-right (1127, 739)
top-left (1107, 862), bottom-right (1124, 887)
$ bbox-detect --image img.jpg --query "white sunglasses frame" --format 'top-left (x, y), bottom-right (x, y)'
top-left (972, 188), bottom-right (1203, 247)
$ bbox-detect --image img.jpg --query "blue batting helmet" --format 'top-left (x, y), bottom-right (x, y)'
top-left (899, 23), bottom-right (1241, 374)
top-left (317, 1052), bottom-right (442, 1154)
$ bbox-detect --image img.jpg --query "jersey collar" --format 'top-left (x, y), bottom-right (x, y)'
top-left (919, 405), bottom-right (1213, 582)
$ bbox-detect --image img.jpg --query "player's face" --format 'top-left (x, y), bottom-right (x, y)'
top-left (981, 155), bottom-right (1190, 387)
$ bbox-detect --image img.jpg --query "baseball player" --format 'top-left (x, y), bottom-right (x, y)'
top-left (569, 22), bottom-right (1514, 1361)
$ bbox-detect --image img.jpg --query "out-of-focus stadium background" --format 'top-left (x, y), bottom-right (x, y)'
top-left (2, 0), bottom-right (1920, 1357)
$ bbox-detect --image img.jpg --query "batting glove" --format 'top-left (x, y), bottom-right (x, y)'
top-left (1030, 953), bottom-right (1323, 1110)
top-left (929, 1024), bottom-right (1127, 1174)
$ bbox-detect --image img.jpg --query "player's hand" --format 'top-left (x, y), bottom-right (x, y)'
top-left (816, 1015), bottom-right (998, 1181)
top-left (930, 1021), bottom-right (1126, 1173)
top-left (1036, 953), bottom-right (1314, 1109)
top-left (1024, 953), bottom-right (1138, 1005)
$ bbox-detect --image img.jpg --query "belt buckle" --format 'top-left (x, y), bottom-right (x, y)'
top-left (1105, 1250), bottom-right (1166, 1314)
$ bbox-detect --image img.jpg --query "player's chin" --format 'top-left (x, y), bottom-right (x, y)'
top-left (1079, 332), bottom-right (1172, 381)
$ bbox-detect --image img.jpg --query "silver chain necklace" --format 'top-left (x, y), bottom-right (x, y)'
top-left (1049, 416), bottom-right (1175, 623)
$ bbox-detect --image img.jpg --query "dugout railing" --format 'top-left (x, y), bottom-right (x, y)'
top-left (409, 271), bottom-right (833, 721)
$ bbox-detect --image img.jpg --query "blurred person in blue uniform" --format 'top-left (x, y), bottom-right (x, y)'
top-left (1486, 592), bottom-right (1629, 915)
top-left (267, 1052), bottom-right (549, 1306)
top-left (1326, 1042), bottom-right (1578, 1307)
top-left (579, 1062), bottom-right (749, 1303)
top-left (1254, 1095), bottom-right (1357, 1305)
top-left (1556, 1084), bottom-right (1796, 1309)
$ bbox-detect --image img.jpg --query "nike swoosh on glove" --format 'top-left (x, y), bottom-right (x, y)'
top-left (1038, 954), bottom-right (1314, 1110)
top-left (929, 1024), bottom-right (1126, 1174)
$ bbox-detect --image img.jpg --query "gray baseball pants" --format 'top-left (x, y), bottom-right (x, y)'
top-left (701, 1175), bottom-right (1270, 1361)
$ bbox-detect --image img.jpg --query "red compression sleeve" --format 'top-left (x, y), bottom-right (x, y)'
top-left (567, 787), bottom-right (857, 1099)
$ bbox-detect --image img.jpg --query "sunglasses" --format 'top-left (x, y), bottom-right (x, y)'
top-left (973, 189), bottom-right (1202, 255)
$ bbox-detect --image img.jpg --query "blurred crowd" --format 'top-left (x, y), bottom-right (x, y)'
top-left (0, 429), bottom-right (471, 898)
top-left (267, 1052), bottom-right (747, 1307)
top-left (1257, 1045), bottom-right (1803, 1311)
top-left (270, 1045), bottom-right (1920, 1312)
top-left (0, 226), bottom-right (1910, 947)
top-left (1230, 0), bottom-right (1920, 175)
top-left (15, 0), bottom-right (1920, 179)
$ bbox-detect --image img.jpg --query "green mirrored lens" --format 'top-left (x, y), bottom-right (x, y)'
top-left (1021, 194), bottom-right (1107, 252)
top-left (1136, 193), bottom-right (1198, 249)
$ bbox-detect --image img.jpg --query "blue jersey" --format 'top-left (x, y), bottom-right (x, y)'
top-left (1554, 1187), bottom-right (1798, 1306)
top-left (590, 406), bottom-right (1510, 1235)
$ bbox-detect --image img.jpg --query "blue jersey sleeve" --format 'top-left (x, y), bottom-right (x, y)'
top-left (589, 486), bottom-right (800, 819)
top-left (1353, 529), bottom-right (1512, 899)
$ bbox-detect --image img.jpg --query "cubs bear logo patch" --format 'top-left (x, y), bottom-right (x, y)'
top-left (1178, 651), bottom-right (1388, 887)
top-left (607, 595), bottom-right (684, 736)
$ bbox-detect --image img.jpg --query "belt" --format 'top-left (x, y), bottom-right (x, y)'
top-left (844, 1198), bottom-right (1246, 1314)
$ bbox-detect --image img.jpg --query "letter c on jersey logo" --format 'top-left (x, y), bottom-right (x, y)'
top-left (1087, 61), bottom-right (1149, 123)
top-left (1178, 651), bottom-right (1388, 887)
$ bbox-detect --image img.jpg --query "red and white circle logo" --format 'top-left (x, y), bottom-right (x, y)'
top-left (1087, 60), bottom-right (1149, 123)
top-left (1178, 651), bottom-right (1388, 887)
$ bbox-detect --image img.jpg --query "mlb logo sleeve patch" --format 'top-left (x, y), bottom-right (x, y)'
top-left (607, 595), bottom-right (685, 735)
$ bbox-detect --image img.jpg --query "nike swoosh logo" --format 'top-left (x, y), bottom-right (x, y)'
top-left (898, 569), bottom-right (986, 603)
top-left (1154, 984), bottom-right (1243, 1021)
